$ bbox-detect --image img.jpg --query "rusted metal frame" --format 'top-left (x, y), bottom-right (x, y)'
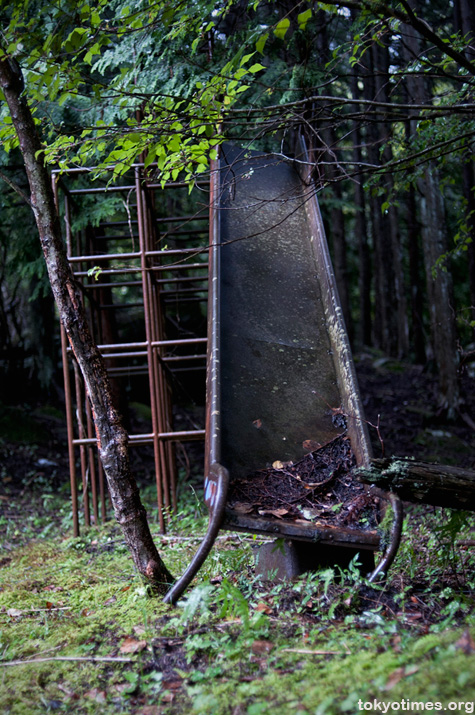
top-left (163, 296), bottom-right (207, 304)
top-left (73, 429), bottom-right (206, 447)
top-left (52, 176), bottom-right (79, 537)
top-left (146, 185), bottom-right (176, 517)
top-left (154, 275), bottom-right (207, 286)
top-left (81, 274), bottom-right (207, 291)
top-left (93, 234), bottom-right (139, 240)
top-left (135, 167), bottom-right (168, 531)
top-left (69, 186), bottom-right (136, 195)
top-left (71, 221), bottom-right (93, 529)
top-left (105, 364), bottom-right (207, 376)
top-left (161, 286), bottom-right (208, 295)
top-left (147, 192), bottom-right (178, 518)
top-left (85, 398), bottom-right (100, 525)
top-left (164, 158), bottom-right (225, 604)
top-left (157, 230), bottom-right (209, 238)
top-left (60, 324), bottom-right (79, 537)
top-left (68, 251), bottom-right (141, 263)
top-left (90, 350), bottom-right (205, 361)
top-left (73, 360), bottom-right (91, 527)
top-left (83, 225), bottom-right (109, 526)
top-left (165, 374), bottom-right (178, 513)
top-left (83, 280), bottom-right (143, 289)
top-left (73, 263), bottom-right (209, 278)
top-left (95, 337), bottom-right (208, 350)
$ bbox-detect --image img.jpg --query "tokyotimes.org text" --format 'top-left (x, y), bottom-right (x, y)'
top-left (357, 700), bottom-right (474, 713)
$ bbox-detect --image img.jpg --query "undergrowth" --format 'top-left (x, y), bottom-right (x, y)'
top-left (1, 486), bottom-right (475, 714)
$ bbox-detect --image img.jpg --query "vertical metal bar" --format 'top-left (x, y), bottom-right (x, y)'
top-left (60, 326), bottom-right (80, 537)
top-left (73, 361), bottom-right (90, 527)
top-left (52, 177), bottom-right (80, 537)
top-left (98, 459), bottom-right (107, 523)
top-left (136, 167), bottom-right (166, 532)
top-left (145, 191), bottom-right (174, 516)
top-left (86, 399), bottom-right (99, 524)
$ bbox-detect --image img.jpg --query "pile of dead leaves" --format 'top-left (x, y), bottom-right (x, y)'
top-left (227, 435), bottom-right (379, 530)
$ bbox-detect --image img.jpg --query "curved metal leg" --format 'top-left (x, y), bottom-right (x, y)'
top-left (369, 493), bottom-right (404, 582)
top-left (163, 463), bottom-right (229, 605)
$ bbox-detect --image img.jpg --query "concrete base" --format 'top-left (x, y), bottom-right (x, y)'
top-left (254, 539), bottom-right (375, 582)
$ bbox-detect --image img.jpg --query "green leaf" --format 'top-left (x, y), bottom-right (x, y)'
top-left (240, 52), bottom-right (255, 67)
top-left (248, 63), bottom-right (266, 74)
top-left (256, 32), bottom-right (269, 55)
top-left (298, 8), bottom-right (312, 31)
top-left (274, 18), bottom-right (290, 40)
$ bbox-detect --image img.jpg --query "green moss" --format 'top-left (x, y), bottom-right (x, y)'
top-left (1, 501), bottom-right (475, 715)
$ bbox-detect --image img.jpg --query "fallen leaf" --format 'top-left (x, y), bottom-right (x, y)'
top-left (104, 596), bottom-right (117, 606)
top-left (302, 439), bottom-right (321, 451)
top-left (251, 639), bottom-right (274, 655)
top-left (300, 508), bottom-right (320, 521)
top-left (85, 688), bottom-right (107, 703)
top-left (162, 678), bottom-right (183, 691)
top-left (232, 502), bottom-right (254, 514)
top-left (7, 608), bottom-right (22, 618)
top-left (132, 625), bottom-right (146, 636)
top-left (455, 629), bottom-right (475, 654)
top-left (119, 637), bottom-right (147, 654)
top-left (258, 508), bottom-right (288, 519)
top-left (255, 602), bottom-right (273, 614)
top-left (382, 665), bottom-right (419, 691)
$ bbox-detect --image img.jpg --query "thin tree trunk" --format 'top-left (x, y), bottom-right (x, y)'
top-left (0, 56), bottom-right (173, 593)
top-left (406, 183), bottom-right (426, 363)
top-left (350, 67), bottom-right (372, 348)
top-left (454, 0), bottom-right (475, 340)
top-left (403, 1), bottom-right (460, 415)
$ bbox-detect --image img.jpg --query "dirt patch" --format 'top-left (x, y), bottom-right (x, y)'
top-left (227, 435), bottom-right (379, 530)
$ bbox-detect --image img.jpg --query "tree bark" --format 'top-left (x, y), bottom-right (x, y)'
top-left (350, 66), bottom-right (372, 348)
top-left (0, 56), bottom-right (173, 594)
top-left (356, 458), bottom-right (475, 512)
top-left (403, 1), bottom-right (460, 415)
top-left (454, 0), bottom-right (475, 341)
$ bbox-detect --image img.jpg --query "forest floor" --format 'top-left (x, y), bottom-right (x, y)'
top-left (1, 352), bottom-right (475, 714)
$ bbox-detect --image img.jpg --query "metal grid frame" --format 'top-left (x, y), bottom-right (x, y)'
top-left (53, 165), bottom-right (209, 536)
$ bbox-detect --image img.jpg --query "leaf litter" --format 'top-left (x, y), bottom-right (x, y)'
top-left (227, 435), bottom-right (380, 529)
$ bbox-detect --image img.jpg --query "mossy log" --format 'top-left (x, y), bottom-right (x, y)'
top-left (355, 458), bottom-right (475, 512)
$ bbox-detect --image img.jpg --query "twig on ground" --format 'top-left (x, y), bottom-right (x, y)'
top-left (280, 647), bottom-right (351, 656)
top-left (0, 655), bottom-right (134, 667)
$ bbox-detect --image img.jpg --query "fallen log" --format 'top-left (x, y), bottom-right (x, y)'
top-left (355, 458), bottom-right (475, 512)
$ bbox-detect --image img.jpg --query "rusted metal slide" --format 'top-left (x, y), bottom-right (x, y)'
top-left (164, 143), bottom-right (402, 604)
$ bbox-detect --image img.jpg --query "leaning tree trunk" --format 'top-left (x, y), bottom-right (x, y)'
top-left (356, 458), bottom-right (475, 512)
top-left (0, 56), bottom-right (173, 594)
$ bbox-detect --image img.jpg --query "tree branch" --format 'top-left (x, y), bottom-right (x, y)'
top-left (0, 168), bottom-right (32, 207)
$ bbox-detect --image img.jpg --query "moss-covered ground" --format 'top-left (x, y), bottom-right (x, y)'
top-left (1, 476), bottom-right (475, 715)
